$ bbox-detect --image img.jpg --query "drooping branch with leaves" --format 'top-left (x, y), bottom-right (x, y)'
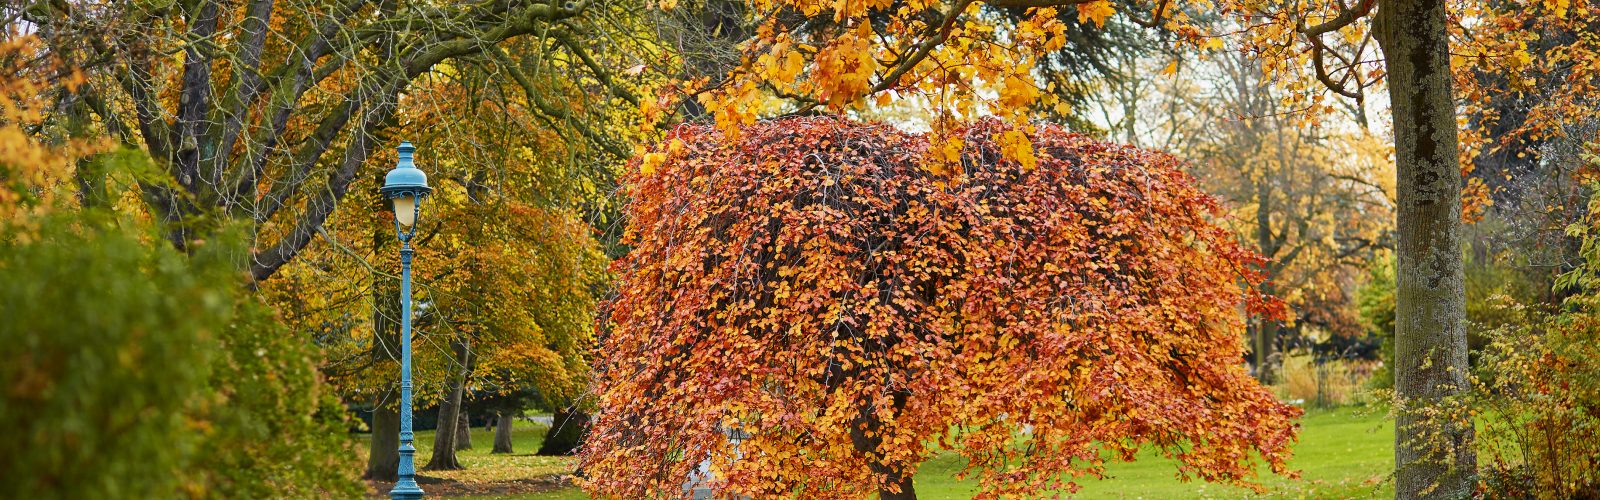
top-left (582, 117), bottom-right (1299, 498)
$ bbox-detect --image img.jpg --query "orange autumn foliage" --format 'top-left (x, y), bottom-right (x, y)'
top-left (581, 117), bottom-right (1299, 497)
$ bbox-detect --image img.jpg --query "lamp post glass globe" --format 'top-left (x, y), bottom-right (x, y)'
top-left (393, 195), bottom-right (417, 227)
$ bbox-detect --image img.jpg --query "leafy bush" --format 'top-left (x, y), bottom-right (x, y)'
top-left (190, 294), bottom-right (363, 497)
top-left (1471, 180), bottom-right (1600, 497)
top-left (1473, 299), bottom-right (1600, 497)
top-left (0, 212), bottom-right (360, 497)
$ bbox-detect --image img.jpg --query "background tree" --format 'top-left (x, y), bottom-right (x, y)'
top-left (259, 62), bottom-right (614, 477)
top-left (16, 0), bottom-right (646, 283)
top-left (1126, 50), bottom-right (1394, 382)
top-left (582, 117), bottom-right (1298, 499)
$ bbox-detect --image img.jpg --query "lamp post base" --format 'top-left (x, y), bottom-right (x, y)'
top-left (389, 480), bottom-right (423, 500)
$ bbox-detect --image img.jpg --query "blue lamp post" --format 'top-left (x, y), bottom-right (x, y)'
top-left (381, 141), bottom-right (431, 500)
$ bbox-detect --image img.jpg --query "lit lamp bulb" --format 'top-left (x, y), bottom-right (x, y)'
top-left (393, 194), bottom-right (417, 227)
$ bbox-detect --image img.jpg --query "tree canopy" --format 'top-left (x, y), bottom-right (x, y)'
top-left (582, 117), bottom-right (1299, 498)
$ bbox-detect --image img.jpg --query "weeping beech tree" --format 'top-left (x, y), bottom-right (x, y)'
top-left (581, 117), bottom-right (1301, 498)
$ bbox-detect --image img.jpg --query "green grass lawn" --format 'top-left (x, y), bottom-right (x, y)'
top-left (424, 406), bottom-right (1391, 499)
top-left (913, 407), bottom-right (1394, 499)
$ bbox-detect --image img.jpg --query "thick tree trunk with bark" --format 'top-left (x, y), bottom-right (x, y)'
top-left (493, 411), bottom-right (516, 454)
top-left (456, 408), bottom-right (472, 450)
top-left (365, 196), bottom-right (402, 481)
top-left (425, 339), bottom-right (471, 471)
top-left (1374, 0), bottom-right (1477, 496)
top-left (364, 393), bottom-right (400, 482)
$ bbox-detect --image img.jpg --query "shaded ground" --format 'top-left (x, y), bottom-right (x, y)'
top-left (366, 476), bottom-right (571, 497)
top-left (359, 416), bottom-right (577, 497)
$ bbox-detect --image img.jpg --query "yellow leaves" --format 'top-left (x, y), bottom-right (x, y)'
top-left (1161, 61), bottom-right (1179, 77)
top-left (997, 72), bottom-right (1039, 111)
top-left (701, 78), bottom-right (766, 135)
top-left (780, 51), bottom-right (806, 83)
top-left (0, 38), bottom-right (113, 220)
top-left (1505, 42), bottom-right (1535, 80)
top-left (938, 137), bottom-right (965, 164)
top-left (928, 136), bottom-right (966, 177)
top-left (812, 23), bottom-right (880, 105)
top-left (1015, 8), bottom-right (1067, 51)
top-left (1543, 0), bottom-right (1570, 17)
top-left (1076, 0), bottom-right (1115, 28)
top-left (639, 138), bottom-right (688, 176)
top-left (636, 137), bottom-right (688, 177)
top-left (758, 43), bottom-right (809, 91)
top-left (657, 0), bottom-right (677, 9)
top-left (997, 129), bottom-right (1037, 170)
top-left (636, 95), bottom-right (669, 136)
top-left (998, 333), bottom-right (1019, 350)
top-left (641, 152), bottom-right (665, 175)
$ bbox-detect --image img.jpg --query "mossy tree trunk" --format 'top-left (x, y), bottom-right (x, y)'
top-left (363, 392), bottom-right (400, 481)
top-left (1374, 0), bottom-right (1477, 496)
top-left (537, 410), bottom-right (590, 456)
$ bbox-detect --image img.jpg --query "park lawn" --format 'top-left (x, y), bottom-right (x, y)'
top-left (913, 407), bottom-right (1394, 499)
top-left (439, 406), bottom-right (1390, 499)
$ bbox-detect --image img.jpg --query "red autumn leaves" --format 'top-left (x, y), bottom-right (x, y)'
top-left (581, 117), bottom-right (1299, 498)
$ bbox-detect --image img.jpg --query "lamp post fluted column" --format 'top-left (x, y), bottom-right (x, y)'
top-left (391, 233), bottom-right (422, 500)
top-left (381, 141), bottom-right (430, 500)
top-left (393, 233), bottom-right (425, 496)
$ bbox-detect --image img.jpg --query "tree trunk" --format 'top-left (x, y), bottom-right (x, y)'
top-left (538, 410), bottom-right (591, 456)
top-left (365, 192), bottom-right (402, 482)
top-left (363, 392), bottom-right (400, 481)
top-left (1254, 320), bottom-right (1280, 384)
top-left (849, 394), bottom-right (917, 500)
top-left (425, 338), bottom-right (471, 471)
top-left (874, 469), bottom-right (916, 500)
top-left (456, 407), bottom-right (472, 450)
top-left (1254, 187), bottom-right (1281, 385)
top-left (492, 411), bottom-right (516, 454)
top-left (1374, 0), bottom-right (1477, 497)
top-left (424, 384), bottom-right (465, 470)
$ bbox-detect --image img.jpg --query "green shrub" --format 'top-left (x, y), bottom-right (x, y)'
top-left (0, 212), bottom-right (359, 497)
top-left (1471, 179), bottom-right (1600, 497)
top-left (190, 294), bottom-right (363, 497)
top-left (1472, 298), bottom-right (1600, 497)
